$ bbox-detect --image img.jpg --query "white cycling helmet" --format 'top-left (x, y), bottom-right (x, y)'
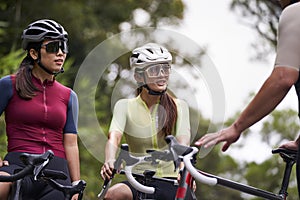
top-left (130, 43), bottom-right (172, 69)
top-left (21, 19), bottom-right (68, 50)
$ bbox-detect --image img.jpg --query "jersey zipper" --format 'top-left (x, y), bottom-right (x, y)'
top-left (42, 85), bottom-right (47, 152)
top-left (151, 103), bottom-right (164, 176)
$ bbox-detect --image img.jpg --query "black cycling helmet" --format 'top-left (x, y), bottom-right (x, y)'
top-left (21, 19), bottom-right (68, 50)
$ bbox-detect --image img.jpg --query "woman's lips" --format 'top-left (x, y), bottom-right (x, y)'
top-left (55, 59), bottom-right (64, 66)
top-left (156, 80), bottom-right (167, 86)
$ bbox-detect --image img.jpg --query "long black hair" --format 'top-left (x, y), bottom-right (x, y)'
top-left (15, 43), bottom-right (41, 99)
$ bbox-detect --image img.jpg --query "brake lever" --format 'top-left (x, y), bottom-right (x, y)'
top-left (165, 135), bottom-right (195, 171)
top-left (33, 158), bottom-right (50, 181)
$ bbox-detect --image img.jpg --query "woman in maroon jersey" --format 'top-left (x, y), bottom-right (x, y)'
top-left (0, 19), bottom-right (80, 200)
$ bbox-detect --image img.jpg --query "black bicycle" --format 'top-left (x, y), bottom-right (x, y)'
top-left (182, 145), bottom-right (296, 200)
top-left (0, 150), bottom-right (86, 200)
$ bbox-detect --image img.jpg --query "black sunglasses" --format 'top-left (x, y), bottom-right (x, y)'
top-left (41, 40), bottom-right (68, 54)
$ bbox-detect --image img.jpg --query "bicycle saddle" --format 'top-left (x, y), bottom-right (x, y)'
top-left (272, 148), bottom-right (297, 162)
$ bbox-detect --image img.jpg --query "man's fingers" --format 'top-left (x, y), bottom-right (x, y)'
top-left (195, 133), bottom-right (217, 146)
top-left (222, 142), bottom-right (230, 152)
top-left (201, 133), bottom-right (221, 148)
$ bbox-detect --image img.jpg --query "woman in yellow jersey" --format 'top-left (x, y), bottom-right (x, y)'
top-left (100, 43), bottom-right (194, 200)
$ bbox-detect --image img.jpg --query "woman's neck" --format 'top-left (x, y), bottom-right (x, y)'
top-left (32, 65), bottom-right (54, 82)
top-left (140, 89), bottom-right (160, 108)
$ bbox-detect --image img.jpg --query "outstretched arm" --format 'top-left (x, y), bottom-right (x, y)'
top-left (195, 66), bottom-right (299, 151)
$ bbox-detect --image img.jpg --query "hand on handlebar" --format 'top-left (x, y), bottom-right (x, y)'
top-left (71, 193), bottom-right (79, 200)
top-left (279, 140), bottom-right (299, 151)
top-left (194, 125), bottom-right (241, 152)
top-left (100, 159), bottom-right (116, 180)
top-left (0, 157), bottom-right (9, 167)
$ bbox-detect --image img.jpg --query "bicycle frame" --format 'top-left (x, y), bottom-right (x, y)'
top-left (176, 167), bottom-right (196, 200)
top-left (109, 135), bottom-right (296, 200)
top-left (183, 146), bottom-right (296, 200)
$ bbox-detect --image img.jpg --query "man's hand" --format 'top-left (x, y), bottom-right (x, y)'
top-left (279, 140), bottom-right (299, 151)
top-left (195, 124), bottom-right (241, 152)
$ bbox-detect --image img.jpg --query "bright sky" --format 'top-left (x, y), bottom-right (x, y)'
top-left (178, 0), bottom-right (297, 117)
top-left (166, 0), bottom-right (298, 163)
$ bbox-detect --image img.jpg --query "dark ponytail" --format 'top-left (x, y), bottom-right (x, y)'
top-left (136, 87), bottom-right (177, 137)
top-left (159, 93), bottom-right (177, 137)
top-left (16, 42), bottom-right (41, 99)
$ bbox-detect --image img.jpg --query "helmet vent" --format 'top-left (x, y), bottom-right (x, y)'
top-left (146, 48), bottom-right (154, 54)
top-left (131, 53), bottom-right (139, 58)
top-left (129, 43), bottom-right (172, 69)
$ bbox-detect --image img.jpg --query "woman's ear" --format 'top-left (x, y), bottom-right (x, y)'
top-left (134, 72), bottom-right (144, 83)
top-left (29, 49), bottom-right (39, 60)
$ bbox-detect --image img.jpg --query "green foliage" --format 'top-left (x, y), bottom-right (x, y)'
top-left (195, 146), bottom-right (243, 199)
top-left (261, 109), bottom-right (300, 145)
top-left (0, 49), bottom-right (25, 76)
top-left (0, 115), bottom-right (7, 158)
top-left (243, 157), bottom-right (297, 200)
top-left (0, 1), bottom-right (299, 199)
top-left (0, 1), bottom-right (187, 199)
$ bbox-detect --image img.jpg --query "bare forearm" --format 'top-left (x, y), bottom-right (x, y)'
top-left (64, 134), bottom-right (80, 182)
top-left (234, 68), bottom-right (296, 133)
top-left (65, 145), bottom-right (80, 182)
top-left (105, 131), bottom-right (122, 162)
top-left (176, 134), bottom-right (190, 146)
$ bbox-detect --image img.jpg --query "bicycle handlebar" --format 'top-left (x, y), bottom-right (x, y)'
top-left (115, 135), bottom-right (217, 194)
top-left (0, 165), bottom-right (34, 182)
top-left (0, 150), bottom-right (86, 200)
top-left (0, 150), bottom-right (54, 182)
top-left (124, 157), bottom-right (155, 194)
top-left (123, 145), bottom-right (218, 191)
top-left (113, 136), bottom-right (296, 200)
top-left (114, 136), bottom-right (195, 194)
top-left (183, 147), bottom-right (217, 186)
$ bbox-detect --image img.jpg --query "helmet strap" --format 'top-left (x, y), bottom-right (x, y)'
top-left (36, 51), bottom-right (64, 76)
top-left (143, 84), bottom-right (167, 96)
top-left (37, 59), bottom-right (64, 76)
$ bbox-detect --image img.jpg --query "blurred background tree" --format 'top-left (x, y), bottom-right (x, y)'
top-left (0, 0), bottom-right (298, 199)
top-left (229, 0), bottom-right (281, 61)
